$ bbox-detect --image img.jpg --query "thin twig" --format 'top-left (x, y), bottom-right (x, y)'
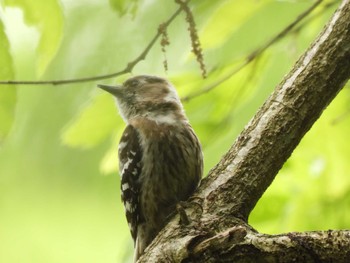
top-left (182, 0), bottom-right (326, 102)
top-left (0, 1), bottom-right (188, 86)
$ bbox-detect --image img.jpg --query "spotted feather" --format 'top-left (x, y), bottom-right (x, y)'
top-left (118, 125), bottom-right (142, 243)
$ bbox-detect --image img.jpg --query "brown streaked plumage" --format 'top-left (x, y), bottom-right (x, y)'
top-left (98, 75), bottom-right (203, 262)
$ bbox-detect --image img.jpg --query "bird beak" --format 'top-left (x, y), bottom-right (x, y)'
top-left (98, 84), bottom-right (124, 97)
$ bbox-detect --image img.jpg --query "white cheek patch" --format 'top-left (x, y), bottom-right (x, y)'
top-left (148, 113), bottom-right (177, 125)
top-left (115, 99), bottom-right (129, 123)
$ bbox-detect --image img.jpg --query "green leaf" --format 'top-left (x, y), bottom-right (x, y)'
top-left (0, 18), bottom-right (16, 143)
top-left (109, 0), bottom-right (139, 17)
top-left (100, 134), bottom-right (120, 174)
top-left (250, 88), bottom-right (350, 233)
top-left (61, 93), bottom-right (123, 149)
top-left (3, 0), bottom-right (64, 76)
top-left (201, 0), bottom-right (269, 49)
top-left (204, 0), bottom-right (313, 68)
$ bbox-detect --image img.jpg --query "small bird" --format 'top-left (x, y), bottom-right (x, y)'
top-left (98, 75), bottom-right (203, 262)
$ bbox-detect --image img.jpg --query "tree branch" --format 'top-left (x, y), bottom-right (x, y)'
top-left (189, 229), bottom-right (350, 262)
top-left (139, 0), bottom-right (350, 261)
top-left (200, 0), bottom-right (350, 221)
top-left (0, 1), bottom-right (187, 86)
top-left (182, 0), bottom-right (334, 101)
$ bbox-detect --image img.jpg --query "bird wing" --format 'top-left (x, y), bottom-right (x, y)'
top-left (118, 125), bottom-right (143, 243)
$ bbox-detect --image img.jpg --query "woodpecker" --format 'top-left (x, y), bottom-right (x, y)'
top-left (98, 75), bottom-right (203, 262)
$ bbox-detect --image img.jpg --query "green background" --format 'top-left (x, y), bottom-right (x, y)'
top-left (0, 0), bottom-right (349, 262)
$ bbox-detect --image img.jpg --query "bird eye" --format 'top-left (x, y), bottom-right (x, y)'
top-left (129, 79), bottom-right (139, 87)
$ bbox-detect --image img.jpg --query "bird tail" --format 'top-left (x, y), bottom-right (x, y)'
top-left (133, 237), bottom-right (142, 263)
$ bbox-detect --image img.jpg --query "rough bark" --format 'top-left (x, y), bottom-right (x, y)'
top-left (139, 1), bottom-right (350, 262)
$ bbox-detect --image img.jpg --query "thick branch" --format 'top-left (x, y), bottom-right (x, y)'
top-left (139, 0), bottom-right (350, 262)
top-left (198, 0), bottom-right (350, 220)
top-left (189, 229), bottom-right (350, 262)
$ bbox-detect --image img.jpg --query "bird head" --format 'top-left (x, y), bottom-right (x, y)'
top-left (98, 75), bottom-right (185, 124)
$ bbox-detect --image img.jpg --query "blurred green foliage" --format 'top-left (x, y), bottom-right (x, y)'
top-left (3, 0), bottom-right (63, 75)
top-left (0, 19), bottom-right (15, 142)
top-left (0, 0), bottom-right (348, 262)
